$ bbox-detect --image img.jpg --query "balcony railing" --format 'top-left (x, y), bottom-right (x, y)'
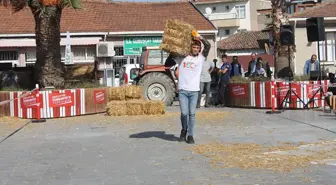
top-left (204, 13), bottom-right (238, 21)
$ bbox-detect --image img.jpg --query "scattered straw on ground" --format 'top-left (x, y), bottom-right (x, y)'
top-left (190, 141), bottom-right (336, 173)
top-left (0, 116), bottom-right (24, 124)
top-left (0, 116), bottom-right (29, 136)
top-left (52, 111), bottom-right (231, 126)
top-left (196, 111), bottom-right (231, 124)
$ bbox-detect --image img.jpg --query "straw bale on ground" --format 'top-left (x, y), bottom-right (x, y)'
top-left (125, 85), bottom-right (142, 100)
top-left (126, 100), bottom-right (145, 116)
top-left (159, 19), bottom-right (195, 56)
top-left (108, 87), bottom-right (126, 101)
top-left (106, 101), bottom-right (127, 116)
top-left (144, 100), bottom-right (165, 115)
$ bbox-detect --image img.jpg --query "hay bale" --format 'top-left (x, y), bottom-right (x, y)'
top-left (125, 85), bottom-right (142, 100)
top-left (108, 87), bottom-right (126, 101)
top-left (126, 100), bottom-right (145, 116)
top-left (159, 19), bottom-right (195, 56)
top-left (106, 101), bottom-right (127, 116)
top-left (65, 64), bottom-right (94, 79)
top-left (144, 100), bottom-right (165, 115)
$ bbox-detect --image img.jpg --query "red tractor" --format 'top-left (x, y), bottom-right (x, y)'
top-left (131, 46), bottom-right (178, 106)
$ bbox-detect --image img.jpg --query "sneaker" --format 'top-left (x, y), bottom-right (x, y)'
top-left (179, 130), bottom-right (187, 142)
top-left (186, 136), bottom-right (195, 144)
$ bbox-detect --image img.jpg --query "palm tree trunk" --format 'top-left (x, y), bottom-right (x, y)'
top-left (271, 0), bottom-right (296, 79)
top-left (32, 7), bottom-right (65, 88)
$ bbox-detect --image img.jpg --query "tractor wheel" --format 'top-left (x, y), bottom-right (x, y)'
top-left (139, 72), bottom-right (175, 106)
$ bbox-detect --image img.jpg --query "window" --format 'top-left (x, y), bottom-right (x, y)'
top-left (318, 32), bottom-right (336, 62)
top-left (235, 5), bottom-right (246, 18)
top-left (25, 46), bottom-right (94, 65)
top-left (73, 48), bottom-right (86, 61)
top-left (25, 49), bottom-right (36, 64)
top-left (147, 50), bottom-right (162, 65)
top-left (0, 51), bottom-right (18, 61)
top-left (212, 6), bottom-right (216, 11)
top-left (114, 46), bottom-right (124, 56)
top-left (113, 58), bottom-right (127, 77)
top-left (237, 29), bottom-right (247, 33)
top-left (226, 5), bottom-right (230, 10)
top-left (225, 29), bottom-right (230, 35)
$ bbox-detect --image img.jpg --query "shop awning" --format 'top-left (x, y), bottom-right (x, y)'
top-left (0, 37), bottom-right (102, 47)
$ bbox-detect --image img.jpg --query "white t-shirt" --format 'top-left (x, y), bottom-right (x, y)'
top-left (200, 61), bottom-right (214, 82)
top-left (175, 54), bottom-right (205, 91)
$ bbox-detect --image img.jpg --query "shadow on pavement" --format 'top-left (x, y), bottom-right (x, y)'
top-left (129, 131), bottom-right (179, 142)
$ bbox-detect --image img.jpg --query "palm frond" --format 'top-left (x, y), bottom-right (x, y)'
top-left (61, 0), bottom-right (81, 9)
top-left (0, 0), bottom-right (28, 12)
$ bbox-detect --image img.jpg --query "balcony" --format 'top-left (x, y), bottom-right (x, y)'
top-left (205, 13), bottom-right (240, 27)
top-left (204, 12), bottom-right (238, 21)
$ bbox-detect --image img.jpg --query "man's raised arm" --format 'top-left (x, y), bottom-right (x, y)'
top-left (200, 36), bottom-right (211, 58)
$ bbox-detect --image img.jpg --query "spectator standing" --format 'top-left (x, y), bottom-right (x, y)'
top-left (197, 59), bottom-right (214, 108)
top-left (230, 56), bottom-right (243, 77)
top-left (303, 54), bottom-right (319, 75)
top-left (247, 53), bottom-right (258, 76)
top-left (247, 54), bottom-right (272, 78)
top-left (216, 54), bottom-right (231, 107)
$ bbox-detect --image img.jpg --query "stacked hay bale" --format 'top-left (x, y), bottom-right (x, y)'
top-left (106, 85), bottom-right (165, 116)
top-left (159, 19), bottom-right (196, 56)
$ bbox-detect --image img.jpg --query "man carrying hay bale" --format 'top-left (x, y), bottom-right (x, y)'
top-left (165, 33), bottom-right (210, 144)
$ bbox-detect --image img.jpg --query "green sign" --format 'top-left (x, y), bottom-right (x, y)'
top-left (124, 36), bottom-right (162, 55)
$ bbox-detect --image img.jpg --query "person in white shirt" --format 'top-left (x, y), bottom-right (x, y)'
top-left (165, 34), bottom-right (210, 144)
top-left (196, 59), bottom-right (214, 108)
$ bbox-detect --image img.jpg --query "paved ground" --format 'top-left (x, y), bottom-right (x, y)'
top-left (1, 106), bottom-right (336, 185)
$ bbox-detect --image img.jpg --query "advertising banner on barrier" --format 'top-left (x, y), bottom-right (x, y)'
top-left (230, 84), bottom-right (248, 98)
top-left (94, 90), bottom-right (106, 104)
top-left (49, 92), bottom-right (74, 107)
top-left (21, 92), bottom-right (39, 108)
top-left (306, 84), bottom-right (321, 99)
top-left (277, 83), bottom-right (302, 100)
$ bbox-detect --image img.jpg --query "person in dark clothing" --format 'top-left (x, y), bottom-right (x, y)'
top-left (247, 53), bottom-right (272, 78)
top-left (216, 54), bottom-right (231, 107)
top-left (230, 56), bottom-right (243, 77)
top-left (1, 70), bottom-right (19, 88)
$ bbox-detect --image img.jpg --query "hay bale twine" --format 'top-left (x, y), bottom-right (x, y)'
top-left (106, 101), bottom-right (127, 116)
top-left (108, 87), bottom-right (126, 101)
top-left (126, 100), bottom-right (145, 116)
top-left (144, 100), bottom-right (165, 115)
top-left (125, 85), bottom-right (142, 100)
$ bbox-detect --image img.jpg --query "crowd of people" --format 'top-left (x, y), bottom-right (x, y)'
top-left (198, 53), bottom-right (273, 108)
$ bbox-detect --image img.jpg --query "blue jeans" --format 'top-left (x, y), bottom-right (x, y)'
top-left (178, 89), bottom-right (199, 137)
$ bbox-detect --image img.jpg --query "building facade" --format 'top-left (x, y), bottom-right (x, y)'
top-left (216, 30), bottom-right (274, 73)
top-left (191, 0), bottom-right (271, 40)
top-left (289, 0), bottom-right (336, 75)
top-left (0, 1), bottom-right (217, 83)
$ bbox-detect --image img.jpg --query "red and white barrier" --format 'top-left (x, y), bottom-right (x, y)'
top-left (9, 89), bottom-right (86, 119)
top-left (229, 80), bottom-right (329, 109)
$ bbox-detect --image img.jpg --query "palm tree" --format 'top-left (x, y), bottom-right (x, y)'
top-left (1, 0), bottom-right (81, 88)
top-left (269, 0), bottom-right (296, 79)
